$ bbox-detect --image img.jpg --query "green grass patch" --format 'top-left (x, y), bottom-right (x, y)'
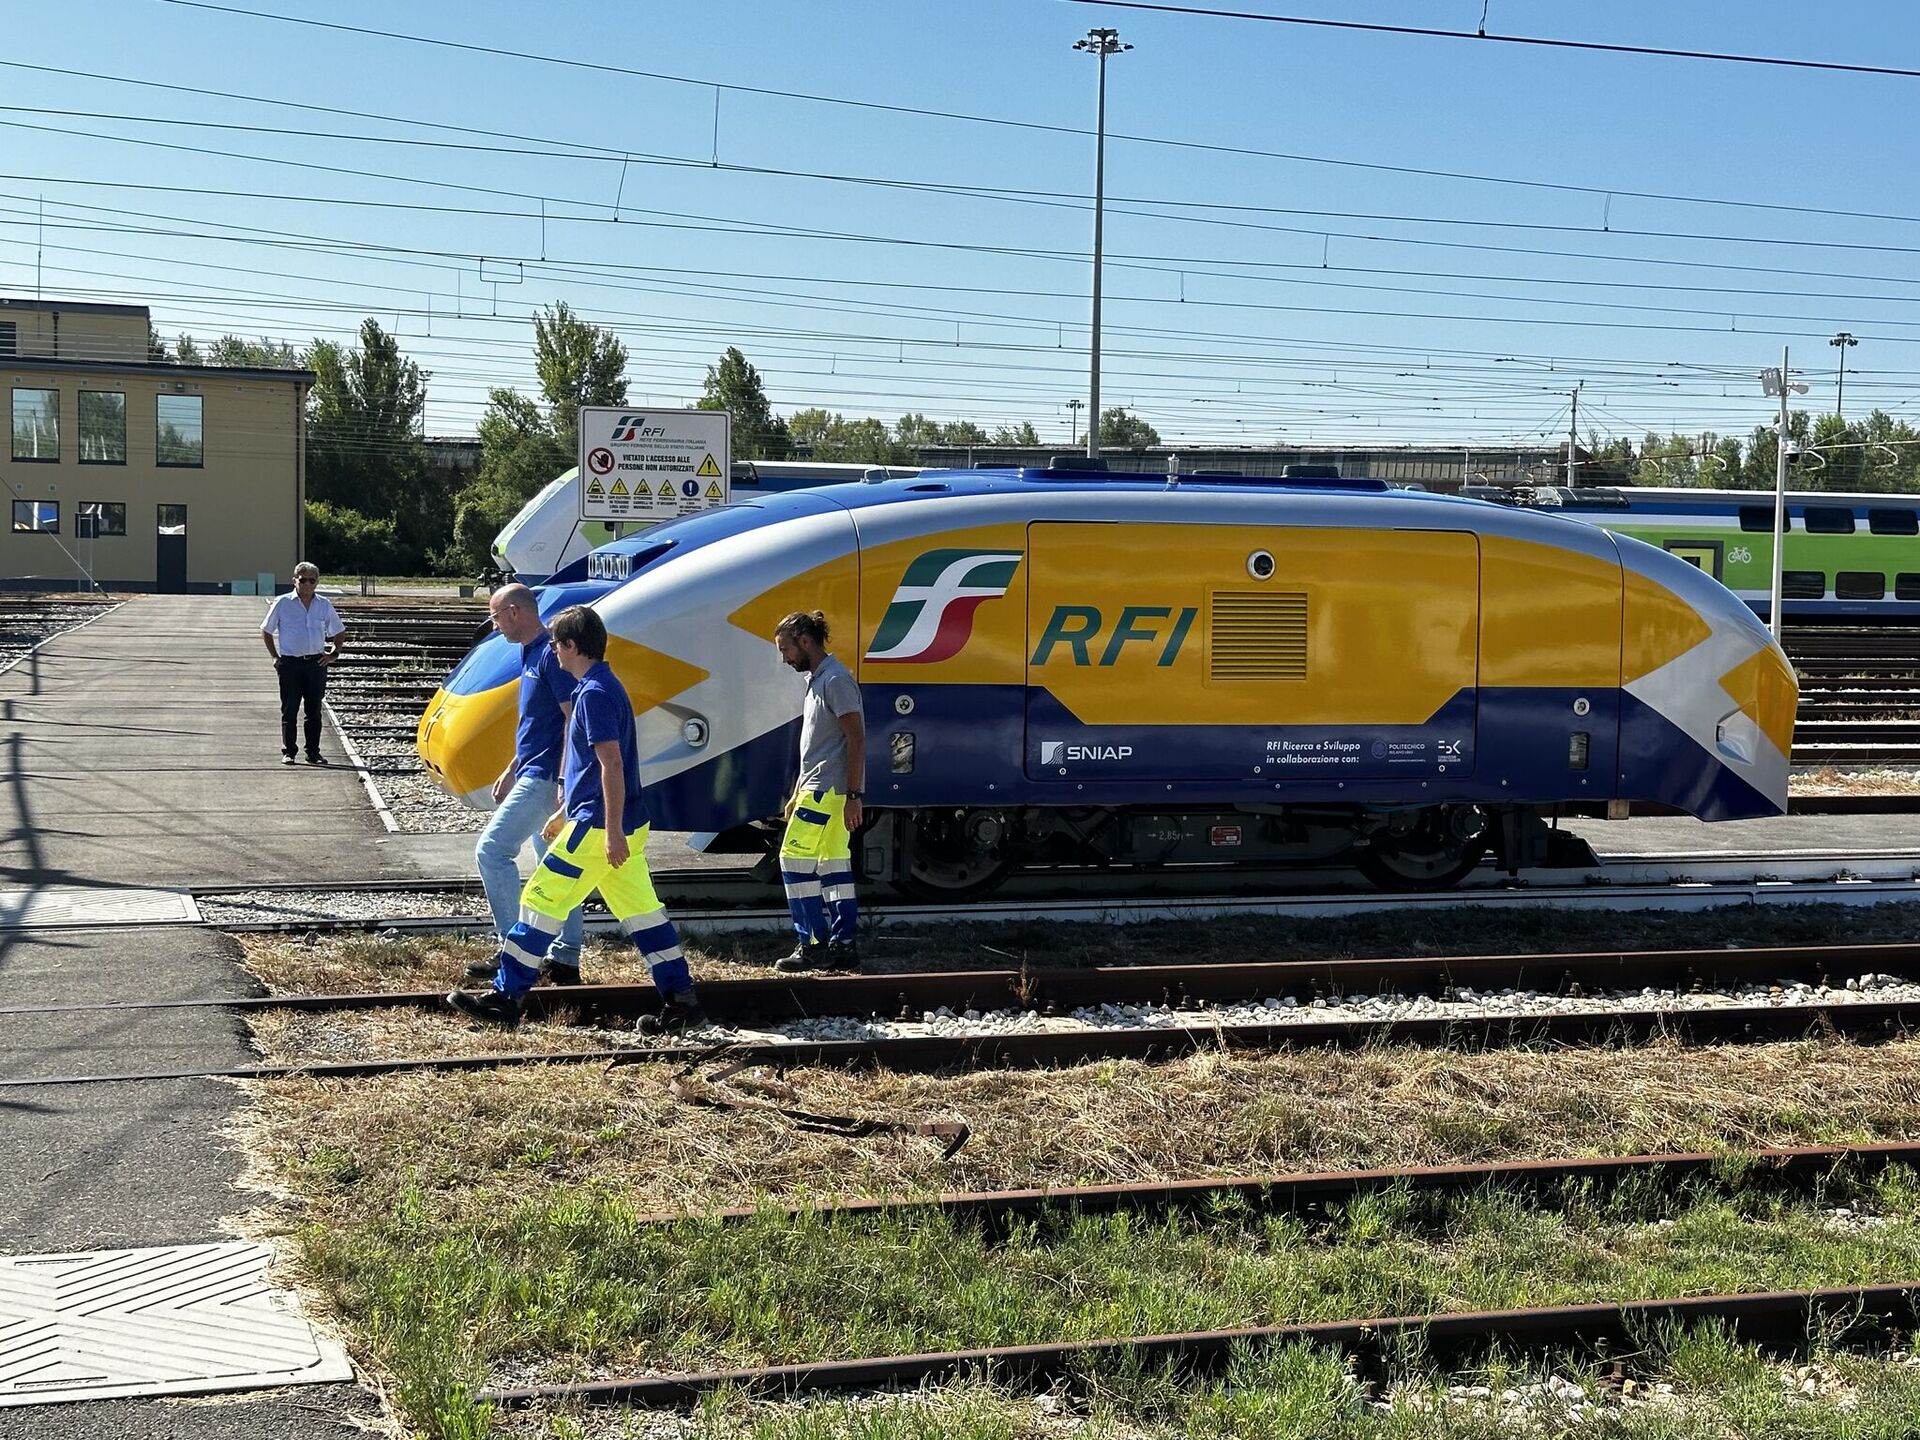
top-left (304, 1169), bottom-right (1920, 1437)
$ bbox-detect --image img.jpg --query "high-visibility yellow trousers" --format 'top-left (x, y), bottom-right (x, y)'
top-left (491, 820), bottom-right (690, 998)
top-left (780, 788), bottom-right (857, 947)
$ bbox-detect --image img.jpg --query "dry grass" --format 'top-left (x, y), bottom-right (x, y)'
top-left (239, 898), bottom-right (1920, 998)
top-left (1794, 765), bottom-right (1920, 795)
top-left (238, 1034), bottom-right (1920, 1232)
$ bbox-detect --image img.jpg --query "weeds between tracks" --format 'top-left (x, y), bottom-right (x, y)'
top-left (233, 902), bottom-right (1920, 1439)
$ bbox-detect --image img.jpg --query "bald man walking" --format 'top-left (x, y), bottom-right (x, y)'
top-left (468, 583), bottom-right (586, 983)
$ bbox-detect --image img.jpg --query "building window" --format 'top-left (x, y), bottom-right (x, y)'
top-left (77, 501), bottom-right (126, 537)
top-left (157, 503), bottom-right (187, 534)
top-left (156, 393), bottom-right (203, 467)
top-left (11, 387), bottom-right (59, 461)
top-left (78, 390), bottom-right (126, 464)
top-left (0, 321), bottom-right (15, 357)
top-left (11, 500), bottom-right (58, 533)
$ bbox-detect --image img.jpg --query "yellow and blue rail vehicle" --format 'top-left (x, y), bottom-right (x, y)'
top-left (420, 467), bottom-right (1797, 893)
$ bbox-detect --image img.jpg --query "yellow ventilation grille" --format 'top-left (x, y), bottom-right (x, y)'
top-left (1209, 591), bottom-right (1308, 680)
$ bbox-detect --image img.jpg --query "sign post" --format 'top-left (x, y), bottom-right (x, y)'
top-left (578, 407), bottom-right (731, 524)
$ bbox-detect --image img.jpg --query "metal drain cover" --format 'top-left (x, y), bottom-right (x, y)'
top-left (0, 887), bottom-right (199, 930)
top-left (0, 1242), bottom-right (351, 1407)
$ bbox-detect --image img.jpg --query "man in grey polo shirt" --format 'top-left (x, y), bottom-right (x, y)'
top-left (260, 562), bottom-right (346, 765)
top-left (773, 609), bottom-right (865, 972)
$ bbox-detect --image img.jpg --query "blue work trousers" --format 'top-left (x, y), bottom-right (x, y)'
top-left (475, 774), bottom-right (583, 968)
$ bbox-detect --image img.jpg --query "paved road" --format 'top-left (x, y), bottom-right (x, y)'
top-left (0, 598), bottom-right (389, 1435)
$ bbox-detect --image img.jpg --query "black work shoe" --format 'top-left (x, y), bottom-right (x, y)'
top-left (463, 956), bottom-right (498, 981)
top-left (774, 942), bottom-right (829, 974)
top-left (635, 991), bottom-right (706, 1036)
top-left (445, 987), bottom-right (524, 1026)
top-left (545, 963), bottom-right (586, 987)
top-left (305, 753), bottom-right (330, 766)
top-left (823, 943), bottom-right (861, 971)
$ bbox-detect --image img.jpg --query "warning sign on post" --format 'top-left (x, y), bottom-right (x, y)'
top-left (577, 407), bottom-right (731, 522)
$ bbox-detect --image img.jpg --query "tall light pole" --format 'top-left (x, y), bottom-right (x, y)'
top-left (1829, 331), bottom-right (1857, 418)
top-left (1759, 351), bottom-right (1809, 639)
top-left (1075, 26), bottom-right (1130, 462)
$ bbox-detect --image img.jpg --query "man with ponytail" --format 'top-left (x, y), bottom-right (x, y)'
top-left (772, 610), bottom-right (865, 971)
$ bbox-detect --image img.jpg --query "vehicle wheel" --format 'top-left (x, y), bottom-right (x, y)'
top-left (1354, 806), bottom-right (1489, 891)
top-left (893, 808), bottom-right (1016, 902)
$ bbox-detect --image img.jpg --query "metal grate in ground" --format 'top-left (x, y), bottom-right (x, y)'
top-left (0, 1241), bottom-right (351, 1407)
top-left (0, 887), bottom-right (200, 930)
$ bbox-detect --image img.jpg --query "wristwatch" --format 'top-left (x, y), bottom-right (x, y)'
top-left (846, 790), bottom-right (863, 799)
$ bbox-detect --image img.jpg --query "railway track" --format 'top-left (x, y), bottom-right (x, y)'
top-left (479, 1284), bottom-right (1920, 1409)
top-left (182, 846), bottom-right (1920, 935)
top-left (460, 1139), bottom-right (1920, 1410)
top-left (14, 940), bottom-right (1920, 1086)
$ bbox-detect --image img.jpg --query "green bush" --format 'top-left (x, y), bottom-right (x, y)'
top-left (306, 500), bottom-right (405, 575)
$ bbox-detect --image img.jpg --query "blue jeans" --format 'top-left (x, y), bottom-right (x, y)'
top-left (475, 774), bottom-right (583, 969)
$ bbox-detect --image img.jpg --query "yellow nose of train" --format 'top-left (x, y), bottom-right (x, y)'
top-left (417, 661), bottom-right (518, 807)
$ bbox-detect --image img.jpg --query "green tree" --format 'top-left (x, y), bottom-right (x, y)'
top-left (786, 408), bottom-right (902, 463)
top-left (305, 319), bottom-right (438, 570)
top-left (1098, 407), bottom-right (1160, 450)
top-left (207, 334), bottom-right (303, 368)
top-left (937, 420), bottom-right (990, 445)
top-left (992, 421), bottom-right (1040, 446)
top-left (697, 346), bottom-right (788, 458)
top-left (147, 326), bottom-right (170, 362)
top-left (892, 412), bottom-right (942, 450)
top-left (533, 302), bottom-right (627, 450)
top-left (837, 417), bottom-right (896, 464)
top-left (173, 334), bottom-right (203, 365)
top-left (453, 389), bottom-right (570, 570)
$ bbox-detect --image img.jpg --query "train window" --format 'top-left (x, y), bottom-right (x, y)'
top-left (1738, 506), bottom-right (1782, 532)
top-left (1782, 570), bottom-right (1826, 599)
top-left (1870, 508), bottom-right (1920, 536)
top-left (1897, 574), bottom-right (1920, 601)
top-left (1837, 571), bottom-right (1887, 600)
top-left (1802, 506), bottom-right (1856, 534)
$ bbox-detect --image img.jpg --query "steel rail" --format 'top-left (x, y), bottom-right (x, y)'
top-left (476, 1283), bottom-right (1920, 1409)
top-left (635, 1142), bottom-right (1920, 1229)
top-left (5, 997), bottom-right (1917, 1087)
top-left (9, 940), bottom-right (1918, 1022)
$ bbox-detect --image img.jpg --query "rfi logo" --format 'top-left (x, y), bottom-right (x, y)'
top-left (866, 549), bottom-right (1023, 664)
top-left (607, 414), bottom-right (662, 442)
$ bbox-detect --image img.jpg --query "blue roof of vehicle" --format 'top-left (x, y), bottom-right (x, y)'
top-left (565, 467), bottom-right (1480, 575)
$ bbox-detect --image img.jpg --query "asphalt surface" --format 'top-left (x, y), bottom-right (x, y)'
top-left (0, 597), bottom-right (410, 887)
top-left (0, 598), bottom-right (387, 1435)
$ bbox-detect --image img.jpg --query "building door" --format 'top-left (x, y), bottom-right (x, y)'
top-left (156, 504), bottom-right (187, 593)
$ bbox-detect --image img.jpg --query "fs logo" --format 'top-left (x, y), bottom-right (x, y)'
top-left (606, 414), bottom-right (661, 442)
top-left (866, 549), bottom-right (1023, 664)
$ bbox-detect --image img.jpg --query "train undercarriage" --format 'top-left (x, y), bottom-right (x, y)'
top-left (723, 803), bottom-right (1601, 898)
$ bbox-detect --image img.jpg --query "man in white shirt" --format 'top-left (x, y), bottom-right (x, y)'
top-left (260, 562), bottom-right (347, 766)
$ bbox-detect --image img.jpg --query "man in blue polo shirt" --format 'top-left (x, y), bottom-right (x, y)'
top-left (446, 604), bottom-right (702, 1032)
top-left (466, 583), bottom-right (585, 985)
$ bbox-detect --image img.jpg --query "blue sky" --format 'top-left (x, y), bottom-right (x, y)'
top-left (9, 0), bottom-right (1920, 453)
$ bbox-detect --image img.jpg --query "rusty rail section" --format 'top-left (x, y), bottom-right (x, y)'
top-left (4, 996), bottom-right (1918, 1087)
top-left (6, 940), bottom-right (1918, 1023)
top-left (477, 1283), bottom-right (1920, 1409)
top-left (630, 1141), bottom-right (1920, 1229)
